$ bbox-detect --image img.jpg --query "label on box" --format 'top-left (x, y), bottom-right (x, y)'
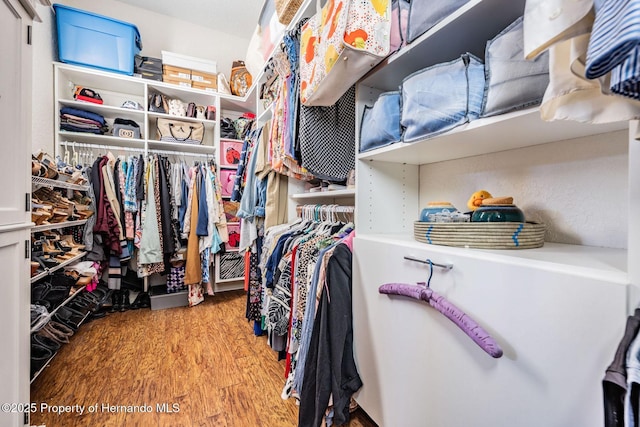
top-left (191, 75), bottom-right (214, 84)
top-left (163, 76), bottom-right (192, 88)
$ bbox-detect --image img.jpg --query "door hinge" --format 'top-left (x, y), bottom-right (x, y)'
top-left (26, 193), bottom-right (30, 212)
top-left (24, 411), bottom-right (29, 425)
top-left (24, 240), bottom-right (29, 259)
top-left (27, 25), bottom-right (32, 45)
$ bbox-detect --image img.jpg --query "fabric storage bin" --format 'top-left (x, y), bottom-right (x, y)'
top-left (390, 0), bottom-right (410, 53)
top-left (401, 53), bottom-right (485, 143)
top-left (53, 4), bottom-right (142, 75)
top-left (407, 0), bottom-right (470, 44)
top-left (481, 16), bottom-right (550, 117)
top-left (360, 91), bottom-right (402, 152)
top-left (112, 118), bottom-right (141, 139)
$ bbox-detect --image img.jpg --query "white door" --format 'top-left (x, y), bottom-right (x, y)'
top-left (0, 0), bottom-right (30, 226)
top-left (0, 229), bottom-right (30, 427)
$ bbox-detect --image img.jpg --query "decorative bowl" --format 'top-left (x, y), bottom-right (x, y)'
top-left (419, 202), bottom-right (457, 222)
top-left (471, 204), bottom-right (525, 223)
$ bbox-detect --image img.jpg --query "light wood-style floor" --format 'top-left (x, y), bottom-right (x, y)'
top-left (31, 290), bottom-right (377, 427)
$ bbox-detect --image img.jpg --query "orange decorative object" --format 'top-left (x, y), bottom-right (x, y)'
top-left (344, 29), bottom-right (368, 48)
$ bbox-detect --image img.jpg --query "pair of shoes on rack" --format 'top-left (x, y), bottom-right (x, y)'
top-left (31, 342), bottom-right (54, 379)
top-left (52, 306), bottom-right (85, 331)
top-left (32, 334), bottom-right (61, 354)
top-left (36, 320), bottom-right (74, 345)
top-left (109, 289), bottom-right (131, 312)
top-left (32, 152), bottom-right (58, 180)
top-left (130, 291), bottom-right (150, 309)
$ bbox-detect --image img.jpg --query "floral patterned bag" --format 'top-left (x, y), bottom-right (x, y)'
top-left (299, 0), bottom-right (392, 107)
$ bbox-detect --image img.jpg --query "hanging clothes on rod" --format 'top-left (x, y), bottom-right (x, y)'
top-left (60, 141), bottom-right (228, 308)
top-left (254, 203), bottom-right (359, 426)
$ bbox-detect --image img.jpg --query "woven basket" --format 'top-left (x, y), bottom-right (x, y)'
top-left (413, 221), bottom-right (547, 249)
top-left (275, 0), bottom-right (304, 25)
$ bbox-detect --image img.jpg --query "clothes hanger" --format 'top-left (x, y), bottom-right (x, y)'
top-left (378, 260), bottom-right (503, 359)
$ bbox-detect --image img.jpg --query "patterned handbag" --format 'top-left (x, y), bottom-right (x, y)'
top-left (299, 0), bottom-right (392, 107)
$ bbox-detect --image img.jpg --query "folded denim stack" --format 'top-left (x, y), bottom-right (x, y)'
top-left (359, 15), bottom-right (550, 150)
top-left (481, 16), bottom-right (549, 117)
top-left (359, 91), bottom-right (402, 152)
top-left (60, 106), bottom-right (108, 134)
top-left (402, 53), bottom-right (485, 143)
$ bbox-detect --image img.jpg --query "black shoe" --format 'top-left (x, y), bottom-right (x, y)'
top-left (110, 290), bottom-right (121, 312)
top-left (139, 292), bottom-right (151, 309)
top-left (120, 290), bottom-right (129, 312)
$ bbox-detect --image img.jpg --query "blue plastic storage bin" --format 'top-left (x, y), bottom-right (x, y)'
top-left (53, 4), bottom-right (142, 75)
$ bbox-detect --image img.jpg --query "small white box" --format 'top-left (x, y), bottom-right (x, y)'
top-left (161, 50), bottom-right (217, 74)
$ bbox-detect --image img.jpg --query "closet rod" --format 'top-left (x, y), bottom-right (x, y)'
top-left (59, 141), bottom-right (213, 158)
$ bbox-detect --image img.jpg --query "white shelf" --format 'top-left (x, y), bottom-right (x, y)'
top-left (32, 176), bottom-right (89, 192)
top-left (59, 98), bottom-right (145, 119)
top-left (147, 111), bottom-right (217, 127)
top-left (30, 251), bottom-right (87, 284)
top-left (219, 90), bottom-right (257, 113)
top-left (357, 234), bottom-right (628, 285)
top-left (257, 104), bottom-right (273, 123)
top-left (290, 189), bottom-right (356, 200)
top-left (32, 219), bottom-right (88, 232)
top-left (358, 108), bottom-right (628, 164)
top-left (55, 62), bottom-right (146, 95)
top-left (361, 0), bottom-right (526, 91)
top-left (58, 131), bottom-right (146, 150)
top-left (55, 62), bottom-right (255, 114)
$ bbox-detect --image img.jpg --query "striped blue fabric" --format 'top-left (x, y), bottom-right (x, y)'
top-left (585, 0), bottom-right (640, 79)
top-left (611, 46), bottom-right (640, 99)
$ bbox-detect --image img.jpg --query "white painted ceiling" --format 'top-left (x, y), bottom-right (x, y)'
top-left (115, 0), bottom-right (264, 39)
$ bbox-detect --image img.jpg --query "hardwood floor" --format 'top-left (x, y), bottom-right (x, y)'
top-left (30, 290), bottom-right (377, 427)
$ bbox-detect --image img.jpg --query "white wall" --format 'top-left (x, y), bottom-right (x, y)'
top-left (419, 130), bottom-right (628, 249)
top-left (32, 0), bottom-right (253, 154)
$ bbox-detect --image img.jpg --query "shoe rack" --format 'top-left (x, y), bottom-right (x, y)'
top-left (29, 174), bottom-right (94, 384)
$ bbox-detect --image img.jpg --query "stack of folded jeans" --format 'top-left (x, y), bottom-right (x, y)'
top-left (60, 106), bottom-right (108, 134)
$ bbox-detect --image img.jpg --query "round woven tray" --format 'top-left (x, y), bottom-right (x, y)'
top-left (413, 221), bottom-right (546, 249)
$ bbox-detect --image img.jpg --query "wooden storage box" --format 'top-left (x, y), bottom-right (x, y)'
top-left (162, 74), bottom-right (192, 88)
top-left (162, 50), bottom-right (217, 74)
top-left (192, 81), bottom-right (217, 93)
top-left (163, 64), bottom-right (191, 80)
top-left (191, 70), bottom-right (217, 85)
